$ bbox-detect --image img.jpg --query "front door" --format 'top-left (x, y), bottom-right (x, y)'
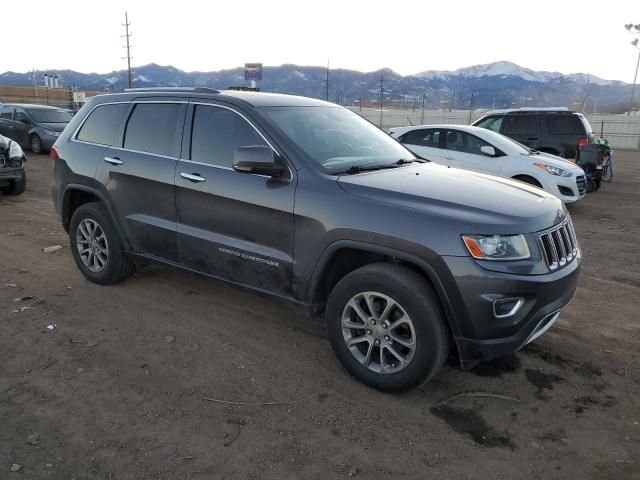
top-left (175, 102), bottom-right (295, 296)
top-left (94, 101), bottom-right (185, 262)
top-left (442, 129), bottom-right (501, 175)
top-left (12, 109), bottom-right (32, 146)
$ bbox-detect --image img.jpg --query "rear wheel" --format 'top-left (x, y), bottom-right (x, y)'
top-left (326, 263), bottom-right (449, 392)
top-left (69, 202), bottom-right (134, 285)
top-left (0, 171), bottom-right (26, 195)
top-left (30, 134), bottom-right (43, 154)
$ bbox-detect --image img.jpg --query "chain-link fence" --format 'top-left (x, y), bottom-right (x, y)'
top-left (348, 107), bottom-right (640, 150)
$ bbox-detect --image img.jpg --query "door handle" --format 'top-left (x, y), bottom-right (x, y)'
top-left (104, 156), bottom-right (123, 165)
top-left (180, 172), bottom-right (206, 183)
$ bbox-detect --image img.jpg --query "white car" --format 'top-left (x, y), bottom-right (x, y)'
top-left (389, 124), bottom-right (586, 203)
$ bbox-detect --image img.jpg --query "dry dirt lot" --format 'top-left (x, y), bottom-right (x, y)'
top-left (1, 151), bottom-right (639, 480)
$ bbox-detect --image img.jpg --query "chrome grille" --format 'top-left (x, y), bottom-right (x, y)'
top-left (576, 175), bottom-right (586, 195)
top-left (539, 218), bottom-right (578, 271)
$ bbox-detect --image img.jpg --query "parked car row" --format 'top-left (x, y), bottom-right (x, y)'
top-left (0, 133), bottom-right (27, 195)
top-left (390, 107), bottom-right (601, 204)
top-left (0, 103), bottom-right (73, 153)
top-left (49, 88), bottom-right (581, 391)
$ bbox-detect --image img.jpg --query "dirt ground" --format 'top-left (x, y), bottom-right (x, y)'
top-left (1, 151), bottom-right (639, 480)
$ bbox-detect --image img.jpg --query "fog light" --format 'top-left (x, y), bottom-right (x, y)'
top-left (493, 297), bottom-right (524, 318)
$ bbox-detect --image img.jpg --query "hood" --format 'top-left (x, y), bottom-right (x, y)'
top-left (338, 162), bottom-right (566, 234)
top-left (37, 122), bottom-right (68, 131)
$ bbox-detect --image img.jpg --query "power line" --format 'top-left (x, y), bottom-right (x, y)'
top-left (122, 12), bottom-right (133, 89)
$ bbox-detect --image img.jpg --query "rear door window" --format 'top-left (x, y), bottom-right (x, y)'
top-left (546, 115), bottom-right (585, 135)
top-left (76, 103), bottom-right (129, 145)
top-left (503, 116), bottom-right (538, 135)
top-left (1, 107), bottom-right (15, 120)
top-left (124, 103), bottom-right (181, 156)
top-left (400, 129), bottom-right (441, 147)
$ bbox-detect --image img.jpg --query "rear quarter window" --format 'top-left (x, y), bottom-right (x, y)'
top-left (546, 115), bottom-right (585, 135)
top-left (76, 103), bottom-right (129, 145)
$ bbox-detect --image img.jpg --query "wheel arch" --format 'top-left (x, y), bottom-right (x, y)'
top-left (512, 174), bottom-right (543, 188)
top-left (61, 184), bottom-right (130, 249)
top-left (306, 240), bottom-right (462, 338)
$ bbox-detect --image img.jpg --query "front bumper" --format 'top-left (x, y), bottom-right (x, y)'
top-left (441, 254), bottom-right (581, 367)
top-left (545, 175), bottom-right (586, 204)
top-left (0, 166), bottom-right (25, 186)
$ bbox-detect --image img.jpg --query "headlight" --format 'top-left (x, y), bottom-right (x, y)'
top-left (9, 141), bottom-right (24, 160)
top-left (44, 130), bottom-right (61, 137)
top-left (462, 234), bottom-right (531, 261)
top-left (534, 163), bottom-right (572, 177)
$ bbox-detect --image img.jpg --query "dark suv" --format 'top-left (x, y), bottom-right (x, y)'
top-left (52, 88), bottom-right (581, 391)
top-left (473, 108), bottom-right (594, 159)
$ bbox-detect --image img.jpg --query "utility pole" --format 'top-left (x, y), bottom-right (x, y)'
top-left (379, 75), bottom-right (384, 128)
top-left (468, 93), bottom-right (474, 124)
top-left (122, 12), bottom-right (133, 89)
top-left (325, 59), bottom-right (330, 102)
top-left (421, 93), bottom-right (426, 124)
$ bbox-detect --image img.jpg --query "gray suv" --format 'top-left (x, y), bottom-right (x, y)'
top-left (52, 88), bottom-right (581, 391)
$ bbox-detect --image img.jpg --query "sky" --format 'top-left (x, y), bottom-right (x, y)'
top-left (1, 0), bottom-right (637, 82)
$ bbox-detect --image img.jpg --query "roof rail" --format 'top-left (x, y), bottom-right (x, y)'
top-left (123, 87), bottom-right (220, 94)
top-left (485, 106), bottom-right (572, 115)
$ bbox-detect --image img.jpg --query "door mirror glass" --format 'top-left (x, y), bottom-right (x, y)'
top-left (480, 145), bottom-right (496, 157)
top-left (233, 146), bottom-right (284, 177)
top-left (18, 116), bottom-right (31, 124)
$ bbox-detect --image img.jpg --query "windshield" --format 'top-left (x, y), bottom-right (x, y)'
top-left (26, 108), bottom-right (73, 124)
top-left (260, 106), bottom-right (416, 173)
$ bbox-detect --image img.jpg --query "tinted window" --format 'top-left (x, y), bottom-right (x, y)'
top-left (546, 116), bottom-right (584, 135)
top-left (77, 103), bottom-right (129, 146)
top-left (445, 130), bottom-right (492, 155)
top-left (190, 105), bottom-right (267, 167)
top-left (124, 103), bottom-right (180, 156)
top-left (475, 116), bottom-right (503, 133)
top-left (400, 129), bottom-right (440, 148)
top-left (503, 115), bottom-right (538, 135)
top-left (1, 107), bottom-right (15, 119)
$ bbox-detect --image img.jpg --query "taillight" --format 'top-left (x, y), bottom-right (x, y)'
top-left (50, 146), bottom-right (59, 161)
top-left (578, 137), bottom-right (589, 147)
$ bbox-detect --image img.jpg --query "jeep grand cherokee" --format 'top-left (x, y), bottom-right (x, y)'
top-left (52, 88), bottom-right (581, 391)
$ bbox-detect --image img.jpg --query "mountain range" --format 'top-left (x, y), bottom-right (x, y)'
top-left (0, 61), bottom-right (631, 113)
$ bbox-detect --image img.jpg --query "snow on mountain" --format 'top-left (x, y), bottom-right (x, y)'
top-left (412, 61), bottom-right (611, 85)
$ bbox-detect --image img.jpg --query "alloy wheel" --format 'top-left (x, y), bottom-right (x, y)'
top-left (341, 291), bottom-right (417, 374)
top-left (76, 218), bottom-right (109, 273)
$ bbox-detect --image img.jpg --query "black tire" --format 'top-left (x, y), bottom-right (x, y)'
top-left (513, 175), bottom-right (543, 188)
top-left (0, 171), bottom-right (26, 195)
top-left (586, 180), bottom-right (596, 193)
top-left (326, 263), bottom-right (449, 392)
top-left (69, 202), bottom-right (134, 285)
top-left (30, 134), bottom-right (43, 154)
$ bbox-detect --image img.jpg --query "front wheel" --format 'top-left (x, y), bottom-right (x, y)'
top-left (30, 134), bottom-right (43, 154)
top-left (326, 263), bottom-right (449, 392)
top-left (69, 202), bottom-right (135, 285)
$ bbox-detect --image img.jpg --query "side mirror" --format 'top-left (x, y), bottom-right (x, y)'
top-left (19, 117), bottom-right (31, 125)
top-left (233, 145), bottom-right (284, 177)
top-left (480, 145), bottom-right (496, 157)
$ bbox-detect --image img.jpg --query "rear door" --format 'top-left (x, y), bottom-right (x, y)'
top-left (501, 115), bottom-right (540, 148)
top-left (95, 100), bottom-right (185, 262)
top-left (442, 129), bottom-right (501, 175)
top-left (175, 102), bottom-right (295, 295)
top-left (398, 128), bottom-right (444, 162)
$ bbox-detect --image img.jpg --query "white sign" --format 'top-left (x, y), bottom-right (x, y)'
top-left (73, 92), bottom-right (86, 103)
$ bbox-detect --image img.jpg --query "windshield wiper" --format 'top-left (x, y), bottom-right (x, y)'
top-left (395, 158), bottom-right (425, 164)
top-left (336, 164), bottom-right (402, 175)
